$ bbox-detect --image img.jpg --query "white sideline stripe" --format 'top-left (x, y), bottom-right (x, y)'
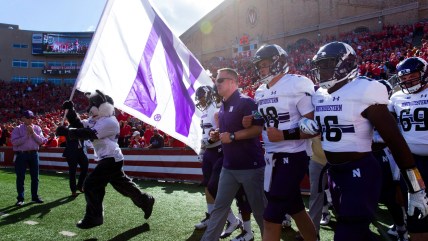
top-left (60, 231), bottom-right (77, 237)
top-left (38, 152), bottom-right (199, 162)
top-left (39, 161), bottom-right (203, 175)
top-left (24, 220), bottom-right (39, 225)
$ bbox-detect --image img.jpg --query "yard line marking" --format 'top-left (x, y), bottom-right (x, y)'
top-left (60, 231), bottom-right (77, 237)
top-left (24, 220), bottom-right (39, 225)
top-left (0, 212), bottom-right (9, 217)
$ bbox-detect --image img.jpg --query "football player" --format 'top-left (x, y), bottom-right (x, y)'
top-left (243, 44), bottom-right (317, 241)
top-left (388, 57), bottom-right (428, 241)
top-left (194, 86), bottom-right (244, 237)
top-left (301, 42), bottom-right (428, 241)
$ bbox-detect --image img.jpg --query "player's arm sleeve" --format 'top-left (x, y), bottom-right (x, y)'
top-left (387, 97), bottom-right (398, 120)
top-left (362, 80), bottom-right (389, 106)
top-left (295, 76), bottom-right (315, 116)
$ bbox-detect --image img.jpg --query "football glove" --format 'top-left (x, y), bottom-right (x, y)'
top-left (408, 189), bottom-right (428, 219)
top-left (299, 117), bottom-right (320, 135)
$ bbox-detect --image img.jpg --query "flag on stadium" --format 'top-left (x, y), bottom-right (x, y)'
top-left (75, 0), bottom-right (213, 153)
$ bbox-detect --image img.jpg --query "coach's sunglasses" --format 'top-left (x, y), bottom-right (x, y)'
top-left (216, 77), bottom-right (233, 84)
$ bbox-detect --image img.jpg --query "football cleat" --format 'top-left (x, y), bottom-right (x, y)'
top-left (320, 212), bottom-right (331, 226)
top-left (220, 218), bottom-right (243, 238)
top-left (230, 230), bottom-right (254, 241)
top-left (387, 224), bottom-right (398, 237)
top-left (194, 212), bottom-right (210, 230)
top-left (76, 218), bottom-right (103, 229)
top-left (281, 214), bottom-right (292, 228)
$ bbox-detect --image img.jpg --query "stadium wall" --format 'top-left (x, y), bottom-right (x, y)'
top-left (180, 0), bottom-right (428, 62)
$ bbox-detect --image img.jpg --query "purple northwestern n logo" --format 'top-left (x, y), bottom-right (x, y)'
top-left (124, 11), bottom-right (202, 137)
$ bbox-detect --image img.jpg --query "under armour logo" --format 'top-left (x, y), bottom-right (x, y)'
top-left (352, 168), bottom-right (361, 178)
top-left (421, 94), bottom-right (427, 98)
top-left (271, 91), bottom-right (276, 95)
top-left (318, 99), bottom-right (324, 103)
top-left (283, 157), bottom-right (289, 164)
top-left (229, 106), bottom-right (234, 112)
top-left (333, 96), bottom-right (340, 101)
top-left (218, 148), bottom-right (222, 153)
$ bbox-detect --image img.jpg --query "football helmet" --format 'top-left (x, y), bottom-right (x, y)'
top-left (311, 41), bottom-right (358, 89)
top-left (252, 44), bottom-right (289, 85)
top-left (396, 57), bottom-right (428, 94)
top-left (195, 86), bottom-right (214, 111)
top-left (212, 85), bottom-right (222, 107)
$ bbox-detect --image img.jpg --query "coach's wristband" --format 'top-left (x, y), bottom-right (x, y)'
top-left (401, 167), bottom-right (426, 193)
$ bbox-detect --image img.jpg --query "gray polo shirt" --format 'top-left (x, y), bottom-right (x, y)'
top-left (219, 90), bottom-right (265, 170)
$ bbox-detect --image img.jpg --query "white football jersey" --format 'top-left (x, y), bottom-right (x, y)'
top-left (389, 87), bottom-right (428, 155)
top-left (255, 74), bottom-right (315, 153)
top-left (83, 116), bottom-right (124, 161)
top-left (313, 77), bottom-right (389, 152)
top-left (200, 103), bottom-right (221, 149)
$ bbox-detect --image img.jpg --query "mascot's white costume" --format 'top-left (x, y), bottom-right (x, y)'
top-left (57, 90), bottom-right (155, 229)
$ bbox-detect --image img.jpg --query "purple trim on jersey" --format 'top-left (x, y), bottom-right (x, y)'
top-left (218, 90), bottom-right (265, 170)
top-left (124, 12), bottom-right (202, 137)
top-left (277, 112), bottom-right (290, 123)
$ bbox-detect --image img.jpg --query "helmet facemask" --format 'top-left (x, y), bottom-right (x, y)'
top-left (253, 44), bottom-right (289, 85)
top-left (398, 72), bottom-right (426, 94)
top-left (195, 86), bottom-right (214, 111)
top-left (397, 57), bottom-right (428, 94)
top-left (312, 43), bottom-right (358, 89)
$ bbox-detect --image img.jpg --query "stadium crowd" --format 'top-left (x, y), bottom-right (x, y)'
top-left (1, 20), bottom-right (428, 241)
top-left (1, 22), bottom-right (427, 149)
top-left (1, 23), bottom-right (428, 150)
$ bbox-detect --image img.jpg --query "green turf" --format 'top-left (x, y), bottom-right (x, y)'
top-left (0, 168), bottom-right (394, 240)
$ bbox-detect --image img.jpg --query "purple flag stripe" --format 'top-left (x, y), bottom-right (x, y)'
top-left (124, 23), bottom-right (159, 116)
top-left (124, 8), bottom-right (203, 137)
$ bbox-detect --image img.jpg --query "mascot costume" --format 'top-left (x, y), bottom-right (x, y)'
top-left (57, 90), bottom-right (155, 229)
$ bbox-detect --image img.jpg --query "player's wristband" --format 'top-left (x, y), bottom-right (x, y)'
top-left (282, 128), bottom-right (300, 140)
top-left (401, 167), bottom-right (426, 193)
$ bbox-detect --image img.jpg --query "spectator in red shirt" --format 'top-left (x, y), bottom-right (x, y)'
top-left (116, 110), bottom-right (130, 123)
top-left (119, 120), bottom-right (132, 147)
top-left (143, 126), bottom-right (154, 147)
top-left (129, 131), bottom-right (145, 148)
top-left (44, 132), bottom-right (58, 147)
